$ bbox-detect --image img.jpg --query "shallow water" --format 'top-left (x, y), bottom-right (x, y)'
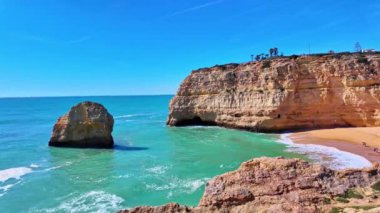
top-left (278, 134), bottom-right (371, 170)
top-left (0, 96), bottom-right (307, 212)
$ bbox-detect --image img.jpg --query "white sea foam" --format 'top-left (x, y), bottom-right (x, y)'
top-left (30, 163), bottom-right (39, 168)
top-left (114, 114), bottom-right (137, 119)
top-left (0, 167), bottom-right (33, 182)
top-left (113, 174), bottom-right (130, 179)
top-left (44, 162), bottom-right (72, 172)
top-left (145, 177), bottom-right (209, 194)
top-left (0, 167), bottom-right (32, 197)
top-left (42, 191), bottom-right (124, 213)
top-left (0, 183), bottom-right (15, 192)
top-left (182, 178), bottom-right (207, 192)
top-left (183, 126), bottom-right (222, 129)
top-left (166, 191), bottom-right (173, 198)
top-left (44, 166), bottom-right (63, 171)
top-left (0, 181), bottom-right (20, 197)
top-left (278, 134), bottom-right (372, 170)
top-left (114, 113), bottom-right (157, 119)
top-left (146, 166), bottom-right (168, 175)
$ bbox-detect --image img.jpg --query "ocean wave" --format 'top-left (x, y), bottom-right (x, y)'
top-left (145, 177), bottom-right (209, 194)
top-left (40, 191), bottom-right (124, 213)
top-left (0, 167), bottom-right (33, 182)
top-left (0, 181), bottom-right (20, 197)
top-left (0, 167), bottom-right (32, 198)
top-left (44, 162), bottom-right (72, 172)
top-left (114, 113), bottom-right (158, 119)
top-left (278, 134), bottom-right (372, 170)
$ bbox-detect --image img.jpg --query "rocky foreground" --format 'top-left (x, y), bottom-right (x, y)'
top-left (167, 53), bottom-right (380, 132)
top-left (49, 101), bottom-right (114, 148)
top-left (119, 157), bottom-right (380, 213)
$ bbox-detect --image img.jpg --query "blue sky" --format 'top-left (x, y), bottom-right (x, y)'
top-left (0, 0), bottom-right (379, 97)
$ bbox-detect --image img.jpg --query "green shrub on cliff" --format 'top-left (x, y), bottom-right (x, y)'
top-left (371, 181), bottom-right (380, 191)
top-left (323, 198), bottom-right (331, 204)
top-left (344, 189), bottom-right (363, 199)
top-left (262, 60), bottom-right (271, 68)
top-left (335, 197), bottom-right (349, 203)
top-left (357, 55), bottom-right (370, 64)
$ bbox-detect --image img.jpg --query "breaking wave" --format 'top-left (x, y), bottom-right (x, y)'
top-left (145, 177), bottom-right (209, 194)
top-left (0, 167), bottom-right (33, 183)
top-left (41, 191), bottom-right (124, 213)
top-left (278, 134), bottom-right (372, 170)
top-left (0, 166), bottom-right (33, 197)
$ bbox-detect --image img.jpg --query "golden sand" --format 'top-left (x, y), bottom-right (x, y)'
top-left (290, 127), bottom-right (380, 163)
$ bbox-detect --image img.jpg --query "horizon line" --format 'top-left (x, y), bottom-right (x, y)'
top-left (0, 94), bottom-right (175, 99)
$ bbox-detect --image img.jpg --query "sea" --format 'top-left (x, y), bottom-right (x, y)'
top-left (0, 95), bottom-right (371, 212)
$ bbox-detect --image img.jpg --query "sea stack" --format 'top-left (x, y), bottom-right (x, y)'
top-left (49, 101), bottom-right (114, 148)
top-left (167, 53), bottom-right (380, 132)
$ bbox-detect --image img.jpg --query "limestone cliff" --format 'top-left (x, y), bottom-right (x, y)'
top-left (118, 157), bottom-right (380, 213)
top-left (167, 53), bottom-right (380, 132)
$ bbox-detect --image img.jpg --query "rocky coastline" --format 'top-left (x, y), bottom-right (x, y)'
top-left (128, 52), bottom-right (380, 212)
top-left (119, 157), bottom-right (380, 213)
top-left (167, 53), bottom-right (380, 132)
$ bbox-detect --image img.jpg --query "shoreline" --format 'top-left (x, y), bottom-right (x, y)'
top-left (288, 127), bottom-right (380, 165)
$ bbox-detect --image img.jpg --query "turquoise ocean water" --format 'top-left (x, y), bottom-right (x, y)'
top-left (0, 95), bottom-right (306, 212)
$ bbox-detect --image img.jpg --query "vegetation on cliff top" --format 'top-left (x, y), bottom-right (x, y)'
top-left (194, 51), bottom-right (380, 73)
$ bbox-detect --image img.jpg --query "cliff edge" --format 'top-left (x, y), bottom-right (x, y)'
top-left (167, 53), bottom-right (380, 132)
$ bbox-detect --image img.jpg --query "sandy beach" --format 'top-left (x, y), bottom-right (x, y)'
top-left (290, 127), bottom-right (380, 163)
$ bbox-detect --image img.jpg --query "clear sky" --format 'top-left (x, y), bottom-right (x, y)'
top-left (0, 0), bottom-right (379, 97)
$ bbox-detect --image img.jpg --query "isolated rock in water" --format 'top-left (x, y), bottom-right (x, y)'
top-left (49, 101), bottom-right (114, 148)
top-left (118, 157), bottom-right (380, 213)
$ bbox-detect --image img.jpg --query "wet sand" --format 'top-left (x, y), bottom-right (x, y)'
top-left (290, 127), bottom-right (380, 163)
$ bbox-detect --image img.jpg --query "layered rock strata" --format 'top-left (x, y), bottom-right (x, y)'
top-left (49, 101), bottom-right (114, 148)
top-left (168, 53), bottom-right (380, 132)
top-left (119, 157), bottom-right (380, 213)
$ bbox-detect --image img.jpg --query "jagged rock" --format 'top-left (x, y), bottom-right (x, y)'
top-left (118, 157), bottom-right (380, 213)
top-left (49, 101), bottom-right (114, 148)
top-left (167, 53), bottom-right (380, 132)
top-left (118, 203), bottom-right (192, 213)
top-left (199, 157), bottom-right (380, 212)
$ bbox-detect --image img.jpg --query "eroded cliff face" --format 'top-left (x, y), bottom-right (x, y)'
top-left (167, 53), bottom-right (380, 132)
top-left (119, 157), bottom-right (380, 213)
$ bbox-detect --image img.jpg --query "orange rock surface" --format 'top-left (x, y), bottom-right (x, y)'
top-left (168, 53), bottom-right (380, 132)
top-left (49, 101), bottom-right (114, 148)
top-left (119, 157), bottom-right (380, 213)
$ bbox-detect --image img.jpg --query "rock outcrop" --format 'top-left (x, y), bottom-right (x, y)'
top-left (167, 53), bottom-right (380, 132)
top-left (49, 101), bottom-right (114, 148)
top-left (119, 157), bottom-right (380, 213)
